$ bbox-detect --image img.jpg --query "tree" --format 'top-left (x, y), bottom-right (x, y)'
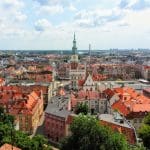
top-left (60, 115), bottom-right (128, 150)
top-left (32, 135), bottom-right (52, 150)
top-left (75, 103), bottom-right (88, 115)
top-left (0, 106), bottom-right (52, 150)
top-left (139, 113), bottom-right (150, 149)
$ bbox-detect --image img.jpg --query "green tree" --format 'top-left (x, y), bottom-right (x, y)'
top-left (32, 134), bottom-right (52, 150)
top-left (60, 115), bottom-right (128, 150)
top-left (139, 113), bottom-right (150, 149)
top-left (75, 103), bottom-right (88, 115)
top-left (0, 106), bottom-right (52, 150)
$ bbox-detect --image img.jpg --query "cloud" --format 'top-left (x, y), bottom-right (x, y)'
top-left (34, 0), bottom-right (72, 6)
top-left (14, 12), bottom-right (27, 22)
top-left (118, 22), bottom-right (129, 27)
top-left (39, 5), bottom-right (64, 14)
top-left (1, 0), bottom-right (24, 9)
top-left (34, 19), bottom-right (52, 31)
top-left (74, 8), bottom-right (124, 28)
top-left (68, 3), bottom-right (77, 12)
top-left (0, 0), bottom-right (26, 23)
top-left (34, 0), bottom-right (78, 14)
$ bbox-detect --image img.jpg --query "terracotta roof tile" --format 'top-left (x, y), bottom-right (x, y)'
top-left (0, 143), bottom-right (21, 150)
top-left (111, 87), bottom-right (150, 117)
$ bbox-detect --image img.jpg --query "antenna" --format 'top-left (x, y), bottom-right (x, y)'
top-left (89, 44), bottom-right (91, 65)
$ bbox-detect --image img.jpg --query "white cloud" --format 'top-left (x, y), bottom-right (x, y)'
top-left (34, 19), bottom-right (52, 31)
top-left (1, 0), bottom-right (24, 9)
top-left (68, 3), bottom-right (77, 12)
top-left (14, 12), bottom-right (27, 22)
top-left (0, 0), bottom-right (27, 39)
top-left (38, 5), bottom-right (64, 14)
top-left (0, 0), bottom-right (27, 23)
top-left (74, 8), bottom-right (124, 28)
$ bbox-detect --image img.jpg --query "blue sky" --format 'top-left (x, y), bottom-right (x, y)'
top-left (0, 0), bottom-right (150, 50)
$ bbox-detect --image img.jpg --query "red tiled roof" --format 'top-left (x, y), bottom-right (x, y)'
top-left (92, 74), bottom-right (107, 81)
top-left (104, 88), bottom-right (115, 98)
top-left (71, 90), bottom-right (105, 103)
top-left (0, 144), bottom-right (21, 150)
top-left (0, 86), bottom-right (42, 116)
top-left (111, 87), bottom-right (150, 117)
top-left (144, 65), bottom-right (150, 70)
top-left (78, 79), bottom-right (85, 86)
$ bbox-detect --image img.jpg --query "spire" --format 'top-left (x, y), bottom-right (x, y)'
top-left (72, 33), bottom-right (77, 55)
top-left (74, 32), bottom-right (76, 41)
top-left (89, 44), bottom-right (91, 65)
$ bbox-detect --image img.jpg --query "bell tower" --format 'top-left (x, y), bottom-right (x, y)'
top-left (69, 33), bottom-right (86, 90)
top-left (70, 33), bottom-right (78, 70)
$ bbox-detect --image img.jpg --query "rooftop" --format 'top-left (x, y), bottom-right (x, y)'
top-left (45, 95), bottom-right (71, 119)
top-left (99, 113), bottom-right (132, 129)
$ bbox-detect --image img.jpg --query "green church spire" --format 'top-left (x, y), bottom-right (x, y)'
top-left (72, 33), bottom-right (77, 55)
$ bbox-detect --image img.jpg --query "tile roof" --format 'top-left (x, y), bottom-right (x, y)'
top-left (0, 86), bottom-right (42, 115)
top-left (111, 87), bottom-right (150, 117)
top-left (71, 90), bottom-right (105, 106)
top-left (0, 144), bottom-right (21, 150)
top-left (92, 74), bottom-right (107, 81)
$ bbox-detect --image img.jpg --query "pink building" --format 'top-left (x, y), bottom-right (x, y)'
top-left (44, 94), bottom-right (72, 143)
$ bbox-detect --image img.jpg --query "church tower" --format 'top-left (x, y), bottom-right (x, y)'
top-left (70, 33), bottom-right (78, 69)
top-left (69, 33), bottom-right (86, 90)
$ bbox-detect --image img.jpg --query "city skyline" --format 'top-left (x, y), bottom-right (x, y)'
top-left (0, 0), bottom-right (150, 50)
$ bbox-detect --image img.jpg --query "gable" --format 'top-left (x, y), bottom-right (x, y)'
top-left (84, 74), bottom-right (94, 86)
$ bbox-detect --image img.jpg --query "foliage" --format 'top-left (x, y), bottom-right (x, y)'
top-left (0, 106), bottom-right (14, 125)
top-left (0, 106), bottom-right (52, 150)
top-left (139, 113), bottom-right (150, 149)
top-left (60, 115), bottom-right (128, 150)
top-left (75, 103), bottom-right (88, 115)
top-left (129, 144), bottom-right (146, 150)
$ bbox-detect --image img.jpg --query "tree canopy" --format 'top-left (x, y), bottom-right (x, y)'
top-left (60, 115), bottom-right (128, 150)
top-left (139, 113), bottom-right (150, 149)
top-left (75, 103), bottom-right (88, 115)
top-left (0, 106), bottom-right (52, 150)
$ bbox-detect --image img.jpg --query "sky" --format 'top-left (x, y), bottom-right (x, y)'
top-left (0, 0), bottom-right (150, 50)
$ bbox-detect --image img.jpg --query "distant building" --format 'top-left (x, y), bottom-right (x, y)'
top-left (142, 66), bottom-right (150, 81)
top-left (143, 88), bottom-right (150, 98)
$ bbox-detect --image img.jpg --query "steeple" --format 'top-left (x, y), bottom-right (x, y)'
top-left (74, 32), bottom-right (76, 41)
top-left (72, 32), bottom-right (77, 55)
